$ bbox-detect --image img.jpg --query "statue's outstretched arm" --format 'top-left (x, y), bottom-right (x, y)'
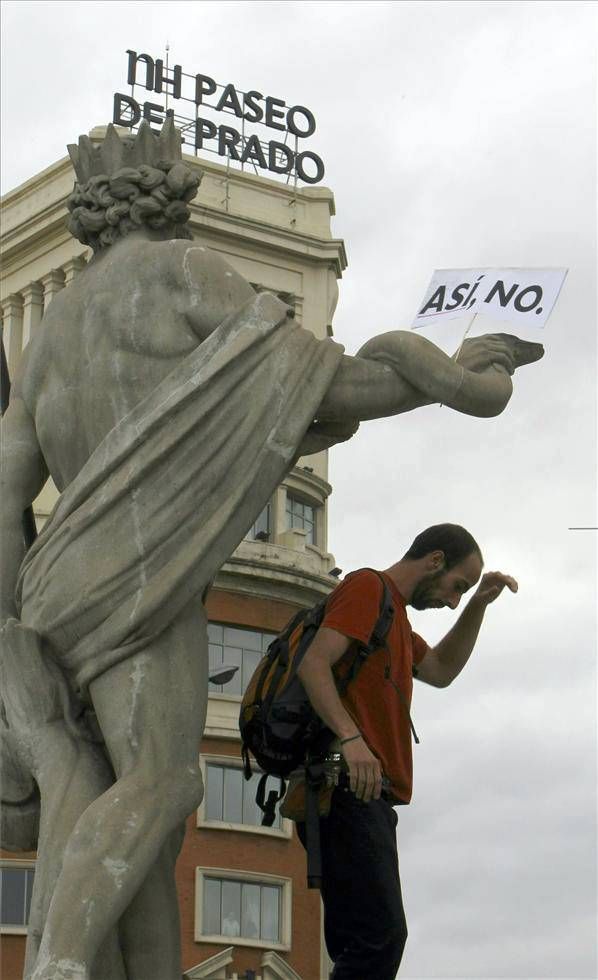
top-left (317, 330), bottom-right (544, 423)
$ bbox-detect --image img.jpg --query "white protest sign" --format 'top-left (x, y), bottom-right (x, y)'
top-left (412, 267), bottom-right (568, 329)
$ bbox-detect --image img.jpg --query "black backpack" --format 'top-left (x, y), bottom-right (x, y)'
top-left (239, 569), bottom-right (395, 832)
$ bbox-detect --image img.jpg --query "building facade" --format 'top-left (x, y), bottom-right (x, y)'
top-left (0, 128), bottom-right (347, 979)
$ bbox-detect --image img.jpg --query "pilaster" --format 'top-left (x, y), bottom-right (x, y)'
top-left (1, 294), bottom-right (24, 377)
top-left (62, 255), bottom-right (86, 287)
top-left (40, 268), bottom-right (65, 310)
top-left (21, 282), bottom-right (44, 347)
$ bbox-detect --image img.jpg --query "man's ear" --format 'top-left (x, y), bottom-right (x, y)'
top-left (427, 550), bottom-right (445, 571)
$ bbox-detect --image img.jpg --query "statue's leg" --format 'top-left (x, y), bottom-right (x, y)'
top-left (24, 736), bottom-right (126, 980)
top-left (29, 599), bottom-right (207, 980)
top-left (0, 622), bottom-right (126, 980)
top-left (117, 822), bottom-right (186, 980)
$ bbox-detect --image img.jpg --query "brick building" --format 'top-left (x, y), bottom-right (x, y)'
top-left (0, 127), bottom-right (347, 979)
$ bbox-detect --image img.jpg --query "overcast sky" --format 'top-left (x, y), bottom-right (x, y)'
top-left (1, 3), bottom-right (596, 978)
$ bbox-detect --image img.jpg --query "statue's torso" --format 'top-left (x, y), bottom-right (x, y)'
top-left (21, 238), bottom-right (208, 491)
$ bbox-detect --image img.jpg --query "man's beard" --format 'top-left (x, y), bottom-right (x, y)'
top-left (410, 568), bottom-right (446, 610)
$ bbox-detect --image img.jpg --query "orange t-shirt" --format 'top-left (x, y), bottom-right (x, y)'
top-left (321, 568), bottom-right (428, 804)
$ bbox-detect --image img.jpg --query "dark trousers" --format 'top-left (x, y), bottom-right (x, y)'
top-left (297, 786), bottom-right (408, 980)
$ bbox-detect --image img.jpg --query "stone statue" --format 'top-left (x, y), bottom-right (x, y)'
top-left (0, 119), bottom-right (543, 980)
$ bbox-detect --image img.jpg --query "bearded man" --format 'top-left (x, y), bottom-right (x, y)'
top-left (295, 525), bottom-right (515, 979)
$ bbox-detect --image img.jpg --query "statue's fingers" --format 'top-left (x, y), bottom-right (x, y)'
top-left (488, 350), bottom-right (515, 374)
top-left (488, 338), bottom-right (521, 363)
top-left (491, 334), bottom-right (545, 367)
top-left (489, 344), bottom-right (515, 362)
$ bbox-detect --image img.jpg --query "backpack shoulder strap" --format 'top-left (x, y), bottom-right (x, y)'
top-left (255, 595), bottom-right (328, 711)
top-left (364, 569), bottom-right (394, 650)
top-left (336, 569), bottom-right (395, 692)
top-left (351, 567), bottom-right (395, 652)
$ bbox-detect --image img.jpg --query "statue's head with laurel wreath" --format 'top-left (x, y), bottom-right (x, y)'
top-left (66, 117), bottom-right (201, 253)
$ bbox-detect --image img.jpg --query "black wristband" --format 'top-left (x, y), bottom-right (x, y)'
top-left (340, 733), bottom-right (362, 746)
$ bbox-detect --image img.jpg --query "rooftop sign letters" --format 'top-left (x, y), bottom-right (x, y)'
top-left (112, 49), bottom-right (325, 185)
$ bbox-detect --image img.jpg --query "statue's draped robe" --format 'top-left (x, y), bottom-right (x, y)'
top-left (16, 293), bottom-right (345, 697)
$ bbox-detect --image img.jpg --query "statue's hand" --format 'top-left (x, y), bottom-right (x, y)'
top-left (455, 336), bottom-right (516, 375)
top-left (455, 333), bottom-right (544, 374)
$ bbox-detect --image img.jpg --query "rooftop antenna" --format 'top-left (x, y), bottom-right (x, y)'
top-left (165, 40), bottom-right (170, 112)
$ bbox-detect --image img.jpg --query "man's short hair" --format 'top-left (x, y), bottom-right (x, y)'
top-left (403, 524), bottom-right (483, 569)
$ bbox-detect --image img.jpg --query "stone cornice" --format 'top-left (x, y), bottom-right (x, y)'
top-left (189, 202), bottom-right (348, 274)
top-left (1, 204), bottom-right (346, 274)
top-left (215, 547), bottom-right (337, 607)
top-left (183, 946), bottom-right (234, 979)
top-left (1, 163), bottom-right (347, 283)
top-left (0, 148), bottom-right (335, 208)
top-left (1, 199), bottom-right (68, 243)
top-left (0, 136), bottom-right (347, 278)
top-left (0, 156), bottom-right (72, 208)
top-left (287, 465), bottom-right (332, 500)
top-left (1, 217), bottom-right (74, 282)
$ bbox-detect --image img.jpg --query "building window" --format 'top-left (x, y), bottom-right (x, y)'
top-left (198, 756), bottom-right (292, 839)
top-left (195, 868), bottom-right (291, 949)
top-left (286, 494), bottom-right (316, 544)
top-left (204, 877), bottom-right (280, 942)
top-left (208, 624), bottom-right (276, 697)
top-left (0, 864), bottom-right (35, 931)
top-left (204, 762), bottom-right (282, 830)
top-left (244, 503), bottom-right (270, 541)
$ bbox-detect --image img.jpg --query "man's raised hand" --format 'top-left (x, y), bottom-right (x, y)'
top-left (474, 571), bottom-right (518, 606)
